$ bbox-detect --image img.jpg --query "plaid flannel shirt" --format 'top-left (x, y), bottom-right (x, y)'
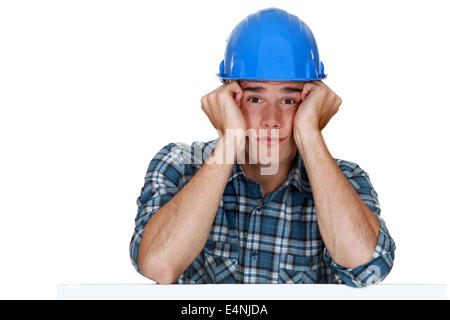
top-left (130, 138), bottom-right (395, 287)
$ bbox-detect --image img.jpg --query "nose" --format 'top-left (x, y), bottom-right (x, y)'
top-left (260, 105), bottom-right (283, 130)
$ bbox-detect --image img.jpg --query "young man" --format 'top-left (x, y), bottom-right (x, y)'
top-left (130, 8), bottom-right (395, 287)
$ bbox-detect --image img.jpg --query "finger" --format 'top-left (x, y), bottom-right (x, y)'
top-left (225, 80), bottom-right (243, 94)
top-left (234, 90), bottom-right (243, 107)
top-left (312, 80), bottom-right (335, 95)
top-left (319, 119), bottom-right (327, 131)
top-left (320, 115), bottom-right (333, 131)
top-left (300, 81), bottom-right (318, 101)
top-left (311, 80), bottom-right (326, 87)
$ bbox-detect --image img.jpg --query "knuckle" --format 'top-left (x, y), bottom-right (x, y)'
top-left (201, 95), bottom-right (209, 105)
top-left (217, 92), bottom-right (226, 103)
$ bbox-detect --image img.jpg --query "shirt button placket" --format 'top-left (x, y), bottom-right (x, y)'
top-left (245, 203), bottom-right (263, 283)
top-left (252, 251), bottom-right (258, 261)
top-left (254, 203), bottom-right (263, 215)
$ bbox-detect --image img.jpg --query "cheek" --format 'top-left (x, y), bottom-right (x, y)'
top-left (282, 109), bottom-right (298, 130)
top-left (241, 105), bottom-right (261, 127)
top-left (287, 108), bottom-right (298, 121)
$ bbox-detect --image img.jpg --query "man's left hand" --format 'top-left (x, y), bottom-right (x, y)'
top-left (293, 80), bottom-right (342, 134)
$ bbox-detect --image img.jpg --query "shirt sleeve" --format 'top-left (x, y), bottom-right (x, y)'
top-left (129, 142), bottom-right (187, 275)
top-left (323, 162), bottom-right (396, 287)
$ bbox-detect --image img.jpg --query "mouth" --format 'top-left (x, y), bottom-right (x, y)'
top-left (257, 136), bottom-right (286, 146)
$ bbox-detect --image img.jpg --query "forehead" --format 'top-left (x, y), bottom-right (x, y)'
top-left (239, 80), bottom-right (304, 89)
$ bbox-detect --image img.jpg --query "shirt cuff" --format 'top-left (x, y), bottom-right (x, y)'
top-left (323, 220), bottom-right (396, 288)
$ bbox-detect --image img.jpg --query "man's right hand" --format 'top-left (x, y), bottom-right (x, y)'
top-left (200, 80), bottom-right (247, 136)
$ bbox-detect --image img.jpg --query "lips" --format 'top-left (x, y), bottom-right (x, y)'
top-left (257, 136), bottom-right (286, 145)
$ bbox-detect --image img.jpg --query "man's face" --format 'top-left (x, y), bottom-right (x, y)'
top-left (238, 80), bottom-right (305, 166)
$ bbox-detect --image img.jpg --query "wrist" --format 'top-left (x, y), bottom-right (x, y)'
top-left (294, 122), bottom-right (320, 138)
top-left (207, 131), bottom-right (245, 165)
top-left (294, 124), bottom-right (322, 155)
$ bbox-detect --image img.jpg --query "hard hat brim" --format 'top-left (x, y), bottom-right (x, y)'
top-left (217, 74), bottom-right (328, 84)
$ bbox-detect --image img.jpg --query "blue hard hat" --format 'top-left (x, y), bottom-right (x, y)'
top-left (217, 8), bottom-right (327, 83)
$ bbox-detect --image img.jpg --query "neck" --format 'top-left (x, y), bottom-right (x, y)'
top-left (241, 151), bottom-right (297, 196)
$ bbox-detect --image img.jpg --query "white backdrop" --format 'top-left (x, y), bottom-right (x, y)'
top-left (1, 0), bottom-right (449, 299)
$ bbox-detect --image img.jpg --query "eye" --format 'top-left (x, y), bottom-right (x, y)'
top-left (282, 98), bottom-right (297, 104)
top-left (248, 97), bottom-right (262, 103)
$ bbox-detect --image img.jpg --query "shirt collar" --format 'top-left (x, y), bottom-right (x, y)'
top-left (226, 144), bottom-right (312, 194)
top-left (287, 150), bottom-right (312, 194)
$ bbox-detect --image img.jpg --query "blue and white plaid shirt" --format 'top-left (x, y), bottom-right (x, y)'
top-left (130, 138), bottom-right (395, 287)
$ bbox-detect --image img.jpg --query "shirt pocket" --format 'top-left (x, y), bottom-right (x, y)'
top-left (202, 239), bottom-right (240, 283)
top-left (278, 254), bottom-right (321, 284)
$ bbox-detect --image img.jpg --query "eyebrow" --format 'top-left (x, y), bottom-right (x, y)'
top-left (242, 86), bottom-right (302, 93)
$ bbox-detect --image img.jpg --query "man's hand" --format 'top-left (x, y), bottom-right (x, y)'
top-left (293, 80), bottom-right (342, 134)
top-left (201, 80), bottom-right (247, 136)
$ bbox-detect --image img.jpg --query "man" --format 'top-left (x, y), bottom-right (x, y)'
top-left (129, 8), bottom-right (395, 287)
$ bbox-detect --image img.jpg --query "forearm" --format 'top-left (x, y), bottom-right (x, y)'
top-left (295, 127), bottom-right (380, 268)
top-left (138, 136), bottom-right (237, 283)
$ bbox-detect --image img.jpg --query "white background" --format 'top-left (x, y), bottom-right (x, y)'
top-left (0, 0), bottom-right (449, 299)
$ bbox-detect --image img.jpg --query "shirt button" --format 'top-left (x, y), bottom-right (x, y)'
top-left (255, 207), bottom-right (262, 214)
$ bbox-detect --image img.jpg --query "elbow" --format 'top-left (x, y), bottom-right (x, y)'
top-left (138, 252), bottom-right (178, 284)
